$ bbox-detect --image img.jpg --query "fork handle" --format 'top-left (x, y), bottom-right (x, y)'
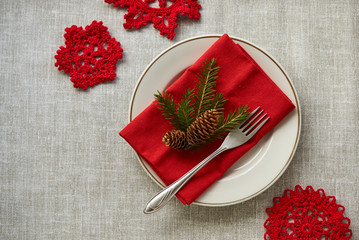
top-left (143, 147), bottom-right (227, 214)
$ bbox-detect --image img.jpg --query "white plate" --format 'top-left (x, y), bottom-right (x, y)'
top-left (129, 35), bottom-right (301, 206)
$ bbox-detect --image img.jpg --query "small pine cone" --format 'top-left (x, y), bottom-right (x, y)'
top-left (162, 130), bottom-right (188, 150)
top-left (187, 109), bottom-right (220, 146)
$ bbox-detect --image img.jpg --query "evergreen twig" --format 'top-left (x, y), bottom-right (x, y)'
top-left (177, 89), bottom-right (194, 131)
top-left (154, 90), bottom-right (182, 130)
top-left (212, 92), bottom-right (227, 112)
top-left (192, 58), bottom-right (220, 117)
top-left (212, 105), bottom-right (249, 140)
top-left (154, 58), bottom-right (250, 151)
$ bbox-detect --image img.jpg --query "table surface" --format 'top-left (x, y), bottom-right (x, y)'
top-left (1, 0), bottom-right (358, 239)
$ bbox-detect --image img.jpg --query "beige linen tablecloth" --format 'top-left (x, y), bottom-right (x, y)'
top-left (1, 0), bottom-right (358, 239)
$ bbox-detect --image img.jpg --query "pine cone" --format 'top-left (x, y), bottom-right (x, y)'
top-left (162, 130), bottom-right (188, 150)
top-left (187, 109), bottom-right (220, 146)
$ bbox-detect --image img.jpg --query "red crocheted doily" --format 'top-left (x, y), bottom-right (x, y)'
top-left (54, 21), bottom-right (123, 90)
top-left (104, 0), bottom-right (201, 40)
top-left (264, 185), bottom-right (352, 239)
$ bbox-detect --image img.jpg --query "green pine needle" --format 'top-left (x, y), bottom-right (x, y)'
top-left (212, 92), bottom-right (227, 112)
top-left (212, 105), bottom-right (250, 140)
top-left (154, 90), bottom-right (182, 130)
top-left (177, 89), bottom-right (195, 131)
top-left (192, 58), bottom-right (220, 118)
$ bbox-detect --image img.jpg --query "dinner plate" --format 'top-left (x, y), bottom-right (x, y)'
top-left (129, 35), bottom-right (301, 206)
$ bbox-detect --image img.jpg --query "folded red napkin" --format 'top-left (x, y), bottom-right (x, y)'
top-left (120, 34), bottom-right (295, 205)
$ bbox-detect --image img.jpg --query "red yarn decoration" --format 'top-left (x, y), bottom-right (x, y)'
top-left (104, 0), bottom-right (201, 40)
top-left (54, 21), bottom-right (123, 90)
top-left (264, 186), bottom-right (352, 239)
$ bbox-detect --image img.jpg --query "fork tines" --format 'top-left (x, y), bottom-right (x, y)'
top-left (240, 107), bottom-right (270, 137)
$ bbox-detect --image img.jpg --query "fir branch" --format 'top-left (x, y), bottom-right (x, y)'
top-left (212, 93), bottom-right (227, 112)
top-left (154, 90), bottom-right (182, 130)
top-left (212, 105), bottom-right (250, 140)
top-left (192, 58), bottom-right (220, 118)
top-left (177, 89), bottom-right (195, 131)
top-left (154, 58), bottom-right (251, 151)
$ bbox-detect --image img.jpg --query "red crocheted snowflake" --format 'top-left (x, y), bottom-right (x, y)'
top-left (264, 186), bottom-right (352, 240)
top-left (55, 21), bottom-right (123, 90)
top-left (104, 0), bottom-right (201, 40)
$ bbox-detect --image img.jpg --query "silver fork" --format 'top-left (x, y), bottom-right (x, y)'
top-left (144, 107), bottom-right (270, 214)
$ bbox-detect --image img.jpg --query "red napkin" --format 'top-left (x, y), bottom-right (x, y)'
top-left (120, 34), bottom-right (295, 205)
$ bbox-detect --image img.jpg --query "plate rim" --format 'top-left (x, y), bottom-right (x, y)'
top-left (128, 34), bottom-right (301, 206)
